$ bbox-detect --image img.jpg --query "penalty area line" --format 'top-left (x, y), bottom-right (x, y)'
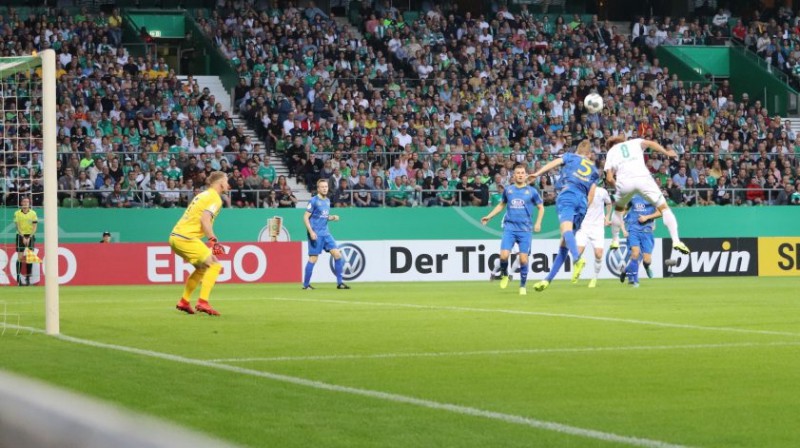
top-left (266, 297), bottom-right (800, 338)
top-left (206, 341), bottom-right (800, 363)
top-left (7, 324), bottom-right (692, 448)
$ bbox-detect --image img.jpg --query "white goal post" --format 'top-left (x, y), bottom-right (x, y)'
top-left (0, 50), bottom-right (59, 335)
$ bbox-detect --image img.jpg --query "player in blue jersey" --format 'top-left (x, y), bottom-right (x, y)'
top-left (302, 179), bottom-right (350, 290)
top-left (621, 194), bottom-right (661, 287)
top-left (528, 140), bottom-right (599, 292)
top-left (481, 164), bottom-right (545, 295)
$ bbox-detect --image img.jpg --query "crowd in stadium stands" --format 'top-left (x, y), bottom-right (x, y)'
top-left (2, 3), bottom-right (800, 209)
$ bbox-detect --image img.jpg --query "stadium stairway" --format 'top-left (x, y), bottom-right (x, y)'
top-left (785, 117), bottom-right (800, 137)
top-left (333, 16), bottom-right (363, 41)
top-left (177, 75), bottom-right (312, 206)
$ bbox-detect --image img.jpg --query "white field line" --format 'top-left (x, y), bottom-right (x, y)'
top-left (206, 341), bottom-right (800, 363)
top-left (265, 297), bottom-right (800, 338)
top-left (5, 295), bottom-right (799, 338)
top-left (4, 324), bottom-right (692, 448)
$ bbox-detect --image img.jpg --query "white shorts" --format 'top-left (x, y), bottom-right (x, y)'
top-left (576, 226), bottom-right (604, 250)
top-left (614, 176), bottom-right (665, 208)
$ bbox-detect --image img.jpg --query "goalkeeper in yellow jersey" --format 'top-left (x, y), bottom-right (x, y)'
top-left (169, 171), bottom-right (229, 316)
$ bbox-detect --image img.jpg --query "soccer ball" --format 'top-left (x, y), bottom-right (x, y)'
top-left (584, 93), bottom-right (603, 113)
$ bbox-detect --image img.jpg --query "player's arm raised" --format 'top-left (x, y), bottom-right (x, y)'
top-left (642, 139), bottom-right (678, 159)
top-left (528, 158), bottom-right (564, 181)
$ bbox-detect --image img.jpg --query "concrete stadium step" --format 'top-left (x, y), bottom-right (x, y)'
top-left (784, 117), bottom-right (800, 134)
top-left (178, 75), bottom-right (311, 206)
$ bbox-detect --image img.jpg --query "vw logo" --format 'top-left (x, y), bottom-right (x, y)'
top-left (605, 241), bottom-right (630, 277)
top-left (330, 243), bottom-right (366, 280)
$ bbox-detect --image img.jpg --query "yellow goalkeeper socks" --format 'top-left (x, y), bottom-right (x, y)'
top-left (199, 263), bottom-right (222, 302)
top-left (182, 268), bottom-right (205, 301)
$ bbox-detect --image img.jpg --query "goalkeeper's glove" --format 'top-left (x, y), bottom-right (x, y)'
top-left (208, 237), bottom-right (225, 255)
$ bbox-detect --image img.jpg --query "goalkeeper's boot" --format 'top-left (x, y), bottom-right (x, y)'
top-left (673, 242), bottom-right (690, 255)
top-left (24, 276), bottom-right (31, 286)
top-left (571, 258), bottom-right (585, 283)
top-left (609, 240), bottom-right (620, 250)
top-left (533, 280), bottom-right (550, 292)
top-left (195, 299), bottom-right (220, 316)
top-left (519, 286), bottom-right (527, 296)
top-left (588, 278), bottom-right (597, 288)
top-left (645, 265), bottom-right (654, 279)
top-left (175, 298), bottom-right (195, 315)
top-left (499, 275), bottom-right (510, 289)
top-left (337, 283), bottom-right (351, 290)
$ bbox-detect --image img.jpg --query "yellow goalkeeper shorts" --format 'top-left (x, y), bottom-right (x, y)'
top-left (169, 234), bottom-right (212, 266)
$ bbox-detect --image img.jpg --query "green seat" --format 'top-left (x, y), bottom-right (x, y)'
top-left (62, 197), bottom-right (81, 208)
top-left (403, 11), bottom-right (419, 24)
top-left (82, 196), bottom-right (100, 208)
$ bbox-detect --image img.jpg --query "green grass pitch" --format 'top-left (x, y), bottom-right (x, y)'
top-left (2, 278), bottom-right (800, 447)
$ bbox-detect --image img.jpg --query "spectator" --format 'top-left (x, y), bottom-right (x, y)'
top-left (746, 177), bottom-right (766, 205)
top-left (387, 176), bottom-right (410, 207)
top-left (776, 183), bottom-right (795, 205)
top-left (696, 174), bottom-right (714, 206)
top-left (332, 178), bottom-right (352, 207)
top-left (370, 176), bottom-right (386, 207)
top-left (352, 175), bottom-right (372, 207)
top-left (105, 183), bottom-right (130, 208)
top-left (714, 176), bottom-right (732, 205)
top-left (470, 176), bottom-right (489, 206)
top-left (230, 177), bottom-right (254, 208)
top-left (436, 178), bottom-right (456, 207)
top-left (277, 184), bottom-right (298, 208)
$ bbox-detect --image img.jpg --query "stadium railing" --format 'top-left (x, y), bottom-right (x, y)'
top-left (4, 186), bottom-right (795, 209)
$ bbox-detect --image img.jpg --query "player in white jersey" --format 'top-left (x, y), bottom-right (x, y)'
top-left (573, 184), bottom-right (612, 288)
top-left (604, 136), bottom-right (690, 255)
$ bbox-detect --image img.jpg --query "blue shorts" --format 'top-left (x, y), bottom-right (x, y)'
top-left (308, 234), bottom-right (338, 256)
top-left (628, 231), bottom-right (654, 254)
top-left (501, 230), bottom-right (532, 254)
top-left (556, 192), bottom-right (587, 230)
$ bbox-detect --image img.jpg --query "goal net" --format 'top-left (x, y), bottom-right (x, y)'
top-left (0, 50), bottom-right (59, 335)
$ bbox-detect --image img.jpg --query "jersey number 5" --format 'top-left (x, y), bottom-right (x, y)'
top-left (577, 158), bottom-right (594, 176)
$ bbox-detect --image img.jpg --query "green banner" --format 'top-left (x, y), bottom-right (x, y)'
top-left (660, 46), bottom-right (730, 77)
top-left (2, 206), bottom-right (799, 243)
top-left (127, 13), bottom-right (185, 39)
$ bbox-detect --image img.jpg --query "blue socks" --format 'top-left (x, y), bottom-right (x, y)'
top-left (500, 260), bottom-right (509, 276)
top-left (303, 261), bottom-right (315, 287)
top-left (563, 230), bottom-right (580, 260)
top-left (334, 257), bottom-right (344, 285)
top-left (626, 257), bottom-right (640, 283)
top-left (520, 263), bottom-right (529, 287)
top-left (546, 246), bottom-right (569, 282)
